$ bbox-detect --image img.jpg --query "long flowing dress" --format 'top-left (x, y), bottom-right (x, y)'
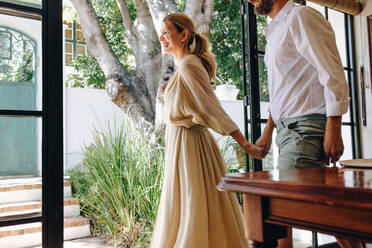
top-left (151, 54), bottom-right (248, 248)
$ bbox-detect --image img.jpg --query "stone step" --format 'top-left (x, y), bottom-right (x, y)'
top-left (0, 198), bottom-right (80, 218)
top-left (0, 216), bottom-right (91, 248)
top-left (0, 177), bottom-right (72, 204)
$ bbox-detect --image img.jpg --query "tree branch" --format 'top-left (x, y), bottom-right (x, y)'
top-left (184, 0), bottom-right (203, 20)
top-left (145, 0), bottom-right (179, 35)
top-left (185, 0), bottom-right (213, 37)
top-left (116, 0), bottom-right (137, 41)
top-left (70, 0), bottom-right (127, 77)
top-left (200, 0), bottom-right (214, 37)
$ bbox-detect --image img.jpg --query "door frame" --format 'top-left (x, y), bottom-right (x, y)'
top-left (0, 1), bottom-right (64, 247)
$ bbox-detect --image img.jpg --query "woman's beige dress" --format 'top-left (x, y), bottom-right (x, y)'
top-left (151, 55), bottom-right (248, 248)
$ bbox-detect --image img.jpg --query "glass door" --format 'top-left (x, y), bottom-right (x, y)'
top-left (0, 0), bottom-right (64, 247)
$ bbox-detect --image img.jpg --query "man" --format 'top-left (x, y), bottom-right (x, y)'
top-left (248, 0), bottom-right (362, 247)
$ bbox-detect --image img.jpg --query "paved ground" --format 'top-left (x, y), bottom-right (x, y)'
top-left (31, 236), bottom-right (312, 248)
top-left (63, 236), bottom-right (115, 248)
top-left (32, 236), bottom-right (114, 248)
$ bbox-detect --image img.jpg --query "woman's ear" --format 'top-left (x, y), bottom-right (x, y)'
top-left (181, 30), bottom-right (189, 43)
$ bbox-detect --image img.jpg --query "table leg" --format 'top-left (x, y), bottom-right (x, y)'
top-left (243, 194), bottom-right (286, 246)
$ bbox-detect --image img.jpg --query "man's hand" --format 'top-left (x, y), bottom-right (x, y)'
top-left (256, 133), bottom-right (272, 158)
top-left (255, 115), bottom-right (275, 158)
top-left (230, 129), bottom-right (264, 159)
top-left (243, 143), bottom-right (264, 160)
top-left (324, 116), bottom-right (344, 165)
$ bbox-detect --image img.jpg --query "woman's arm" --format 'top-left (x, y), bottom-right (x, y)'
top-left (230, 129), bottom-right (264, 159)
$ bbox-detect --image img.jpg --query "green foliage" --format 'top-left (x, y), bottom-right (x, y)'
top-left (174, 0), bottom-right (185, 11)
top-left (218, 136), bottom-right (246, 172)
top-left (210, 0), bottom-right (242, 88)
top-left (68, 117), bottom-right (164, 247)
top-left (66, 56), bottom-right (106, 88)
top-left (210, 0), bottom-right (269, 101)
top-left (66, 0), bottom-right (135, 88)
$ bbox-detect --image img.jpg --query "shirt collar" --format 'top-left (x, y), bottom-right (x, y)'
top-left (264, 0), bottom-right (294, 37)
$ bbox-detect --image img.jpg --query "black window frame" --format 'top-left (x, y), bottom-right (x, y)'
top-left (0, 1), bottom-right (64, 247)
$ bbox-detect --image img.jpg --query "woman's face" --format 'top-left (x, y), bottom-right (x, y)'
top-left (159, 21), bottom-right (186, 55)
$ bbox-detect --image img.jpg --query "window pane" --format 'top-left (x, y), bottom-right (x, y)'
top-left (261, 123), bottom-right (276, 171)
top-left (65, 54), bottom-right (73, 65)
top-left (65, 28), bottom-right (72, 40)
top-left (0, 116), bottom-right (42, 245)
top-left (257, 16), bottom-right (268, 51)
top-left (64, 21), bottom-right (73, 29)
top-left (340, 125), bottom-right (353, 160)
top-left (0, 14), bottom-right (42, 111)
top-left (65, 42), bottom-right (72, 53)
top-left (0, 0), bottom-right (41, 9)
top-left (76, 30), bottom-right (85, 42)
top-left (343, 70), bottom-right (351, 123)
top-left (328, 9), bottom-right (347, 67)
top-left (76, 44), bottom-right (86, 56)
top-left (0, 117), bottom-right (41, 177)
top-left (258, 57), bottom-right (269, 119)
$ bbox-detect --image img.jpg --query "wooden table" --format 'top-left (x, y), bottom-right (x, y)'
top-left (218, 167), bottom-right (372, 247)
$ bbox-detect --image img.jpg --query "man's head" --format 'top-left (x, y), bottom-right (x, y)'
top-left (248, 0), bottom-right (275, 15)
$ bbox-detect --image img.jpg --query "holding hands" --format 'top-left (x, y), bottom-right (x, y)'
top-left (255, 115), bottom-right (275, 159)
top-left (242, 143), bottom-right (264, 160)
top-left (230, 129), bottom-right (264, 160)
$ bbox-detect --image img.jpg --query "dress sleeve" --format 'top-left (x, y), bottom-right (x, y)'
top-left (178, 57), bottom-right (239, 136)
top-left (290, 7), bottom-right (349, 116)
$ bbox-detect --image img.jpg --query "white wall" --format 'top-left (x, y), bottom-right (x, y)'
top-left (64, 87), bottom-right (126, 172)
top-left (356, 1), bottom-right (372, 158)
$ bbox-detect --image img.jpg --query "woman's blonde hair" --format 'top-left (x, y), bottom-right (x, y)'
top-left (163, 12), bottom-right (216, 84)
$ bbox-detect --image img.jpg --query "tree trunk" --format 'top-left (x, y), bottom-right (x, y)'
top-left (70, 0), bottom-right (158, 125)
top-left (69, 0), bottom-right (214, 130)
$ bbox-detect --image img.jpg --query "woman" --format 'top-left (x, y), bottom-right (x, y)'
top-left (151, 12), bottom-right (263, 248)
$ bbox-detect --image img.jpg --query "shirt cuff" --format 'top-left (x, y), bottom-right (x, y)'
top-left (326, 98), bottom-right (350, 116)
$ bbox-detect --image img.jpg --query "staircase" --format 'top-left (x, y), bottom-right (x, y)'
top-left (0, 177), bottom-right (90, 248)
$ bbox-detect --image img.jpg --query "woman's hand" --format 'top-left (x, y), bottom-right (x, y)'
top-left (230, 129), bottom-right (264, 160)
top-left (243, 143), bottom-right (264, 160)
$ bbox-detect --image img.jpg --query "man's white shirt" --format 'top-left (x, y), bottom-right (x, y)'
top-left (264, 0), bottom-right (350, 123)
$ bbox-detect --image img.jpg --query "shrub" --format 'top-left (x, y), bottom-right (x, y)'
top-left (68, 117), bottom-right (164, 247)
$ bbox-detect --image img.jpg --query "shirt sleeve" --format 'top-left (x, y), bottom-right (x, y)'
top-left (290, 7), bottom-right (350, 116)
top-left (178, 57), bottom-right (239, 136)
